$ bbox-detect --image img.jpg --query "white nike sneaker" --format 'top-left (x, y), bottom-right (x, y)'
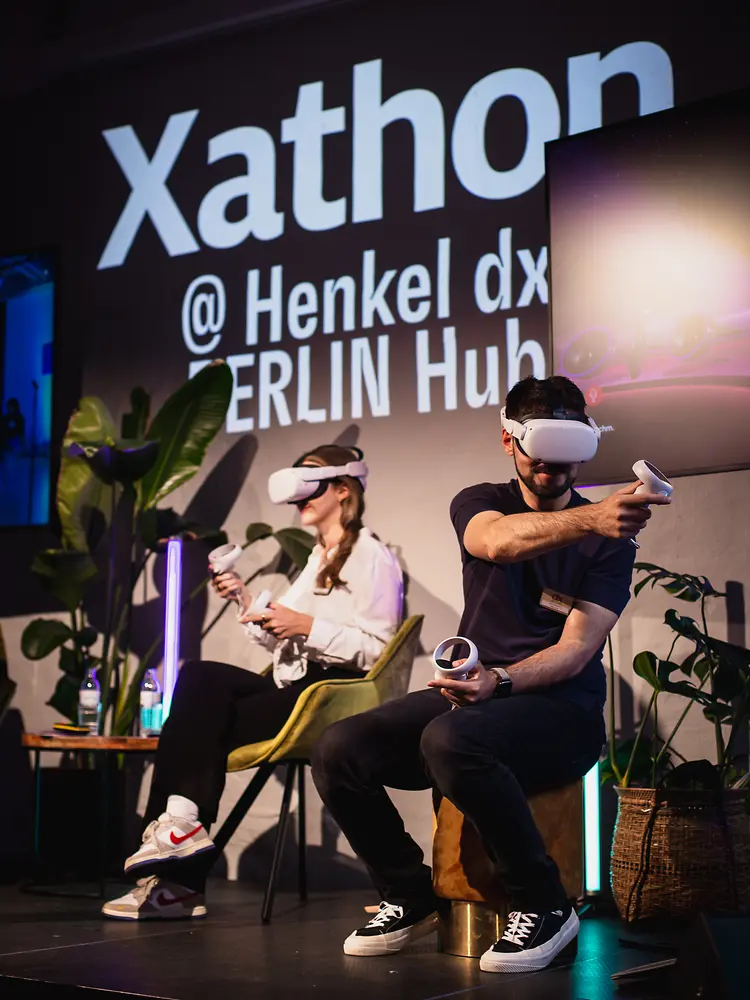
top-left (102, 876), bottom-right (207, 920)
top-left (124, 813), bottom-right (214, 873)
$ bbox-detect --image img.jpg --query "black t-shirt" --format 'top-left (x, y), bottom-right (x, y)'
top-left (450, 479), bottom-right (635, 714)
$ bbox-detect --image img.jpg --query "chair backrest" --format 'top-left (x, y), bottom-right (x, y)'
top-left (228, 615), bottom-right (425, 769)
top-left (365, 614), bottom-right (423, 705)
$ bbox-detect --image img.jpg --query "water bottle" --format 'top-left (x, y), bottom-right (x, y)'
top-left (139, 668), bottom-right (163, 736)
top-left (77, 666), bottom-right (101, 734)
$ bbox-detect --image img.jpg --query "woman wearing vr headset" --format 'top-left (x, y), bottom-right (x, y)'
top-left (102, 444), bottom-right (403, 921)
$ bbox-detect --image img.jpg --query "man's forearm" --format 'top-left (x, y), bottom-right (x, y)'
top-left (505, 638), bottom-right (590, 693)
top-left (486, 506), bottom-right (596, 563)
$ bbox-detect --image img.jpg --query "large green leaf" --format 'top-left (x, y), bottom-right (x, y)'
top-left (140, 361), bottom-right (233, 509)
top-left (712, 660), bottom-right (747, 702)
top-left (21, 619), bottom-right (73, 660)
top-left (633, 651), bottom-right (660, 691)
top-left (31, 549), bottom-right (98, 613)
top-left (657, 659), bottom-right (681, 688)
top-left (58, 645), bottom-right (95, 682)
top-left (661, 677), bottom-right (713, 706)
top-left (47, 672), bottom-right (80, 723)
top-left (679, 649), bottom-right (700, 677)
top-left (57, 397), bottom-right (118, 551)
top-left (274, 527), bottom-right (315, 570)
top-left (661, 759), bottom-right (722, 791)
top-left (246, 522), bottom-right (273, 545)
top-left (69, 439), bottom-right (159, 486)
top-left (76, 626), bottom-right (99, 650)
top-left (634, 563), bottom-right (721, 603)
top-left (694, 658), bottom-right (711, 683)
top-left (664, 609), bottom-right (704, 644)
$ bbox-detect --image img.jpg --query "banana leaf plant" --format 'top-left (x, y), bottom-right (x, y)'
top-left (22, 361), bottom-right (234, 730)
top-left (601, 563), bottom-right (750, 791)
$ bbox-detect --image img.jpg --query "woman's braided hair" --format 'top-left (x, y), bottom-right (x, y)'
top-left (296, 444), bottom-right (365, 590)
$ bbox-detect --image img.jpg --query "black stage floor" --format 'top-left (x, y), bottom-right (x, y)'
top-left (0, 882), bottom-right (673, 999)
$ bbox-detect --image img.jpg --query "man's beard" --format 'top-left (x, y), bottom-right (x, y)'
top-left (514, 457), bottom-right (577, 499)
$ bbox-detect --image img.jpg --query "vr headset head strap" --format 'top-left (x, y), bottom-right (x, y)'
top-left (500, 406), bottom-right (600, 440)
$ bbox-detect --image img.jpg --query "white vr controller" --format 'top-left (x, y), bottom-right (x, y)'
top-left (432, 636), bottom-right (479, 681)
top-left (633, 460), bottom-right (673, 499)
top-left (208, 543), bottom-right (272, 613)
top-left (209, 543), bottom-right (242, 574)
top-left (631, 460), bottom-right (673, 548)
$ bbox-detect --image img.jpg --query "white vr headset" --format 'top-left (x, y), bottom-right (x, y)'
top-left (268, 456), bottom-right (368, 505)
top-left (500, 407), bottom-right (601, 464)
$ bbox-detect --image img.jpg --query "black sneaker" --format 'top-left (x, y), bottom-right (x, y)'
top-left (479, 903), bottom-right (579, 973)
top-left (343, 900), bottom-right (439, 956)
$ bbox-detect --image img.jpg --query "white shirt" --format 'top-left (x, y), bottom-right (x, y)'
top-left (240, 527), bottom-right (404, 687)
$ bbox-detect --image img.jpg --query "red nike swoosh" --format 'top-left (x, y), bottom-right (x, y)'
top-left (156, 890), bottom-right (199, 907)
top-left (170, 825), bottom-right (203, 845)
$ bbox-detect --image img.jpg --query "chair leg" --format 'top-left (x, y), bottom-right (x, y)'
top-left (262, 762), bottom-right (296, 924)
top-left (297, 763), bottom-right (307, 903)
top-left (212, 764), bottom-right (276, 855)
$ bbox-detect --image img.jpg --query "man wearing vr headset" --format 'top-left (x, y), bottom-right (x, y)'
top-left (312, 375), bottom-right (670, 973)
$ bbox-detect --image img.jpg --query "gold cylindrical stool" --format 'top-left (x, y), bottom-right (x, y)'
top-left (438, 901), bottom-right (506, 958)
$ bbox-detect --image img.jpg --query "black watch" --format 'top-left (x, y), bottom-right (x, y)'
top-left (490, 667), bottom-right (513, 699)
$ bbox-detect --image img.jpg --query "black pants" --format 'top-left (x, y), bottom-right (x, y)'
top-left (311, 688), bottom-right (603, 910)
top-left (145, 659), bottom-right (359, 828)
top-left (138, 659), bottom-right (357, 891)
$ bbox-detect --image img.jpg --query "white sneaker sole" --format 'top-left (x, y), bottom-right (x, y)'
top-left (102, 903), bottom-right (208, 921)
top-left (479, 910), bottom-right (579, 973)
top-left (124, 838), bottom-right (214, 873)
top-left (343, 913), bottom-right (439, 956)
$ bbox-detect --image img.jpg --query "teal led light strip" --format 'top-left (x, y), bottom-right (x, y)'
top-left (583, 761), bottom-right (601, 893)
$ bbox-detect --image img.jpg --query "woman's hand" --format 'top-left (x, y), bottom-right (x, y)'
top-left (211, 569), bottom-right (249, 607)
top-left (427, 657), bottom-right (498, 706)
top-left (239, 602), bottom-right (313, 641)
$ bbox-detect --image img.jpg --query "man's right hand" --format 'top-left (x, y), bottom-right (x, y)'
top-left (586, 480), bottom-right (671, 540)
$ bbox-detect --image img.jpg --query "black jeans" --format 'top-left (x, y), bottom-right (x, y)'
top-left (138, 659), bottom-right (358, 893)
top-left (145, 659), bottom-right (359, 829)
top-left (311, 688), bottom-right (603, 910)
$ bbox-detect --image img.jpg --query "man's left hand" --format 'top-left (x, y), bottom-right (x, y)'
top-left (427, 658), bottom-right (498, 706)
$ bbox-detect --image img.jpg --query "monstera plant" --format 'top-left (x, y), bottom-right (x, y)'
top-left (601, 563), bottom-right (750, 791)
top-left (602, 564), bottom-right (750, 923)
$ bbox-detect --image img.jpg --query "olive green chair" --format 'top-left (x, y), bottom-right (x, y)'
top-left (211, 614), bottom-right (424, 922)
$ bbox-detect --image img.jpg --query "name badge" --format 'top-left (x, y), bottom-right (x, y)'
top-left (540, 588), bottom-right (574, 616)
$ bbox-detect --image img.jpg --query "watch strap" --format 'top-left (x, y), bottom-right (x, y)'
top-left (490, 666), bottom-right (513, 698)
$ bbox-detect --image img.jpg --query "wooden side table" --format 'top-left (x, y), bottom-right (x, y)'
top-left (22, 734), bottom-right (159, 898)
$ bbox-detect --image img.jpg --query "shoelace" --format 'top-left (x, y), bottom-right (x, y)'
top-left (140, 820), bottom-right (159, 844)
top-left (367, 902), bottom-right (404, 928)
top-left (501, 911), bottom-right (538, 947)
top-left (131, 876), bottom-right (160, 904)
top-left (140, 813), bottom-right (181, 846)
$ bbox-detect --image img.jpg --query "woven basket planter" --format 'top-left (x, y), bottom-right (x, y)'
top-left (611, 786), bottom-right (750, 922)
